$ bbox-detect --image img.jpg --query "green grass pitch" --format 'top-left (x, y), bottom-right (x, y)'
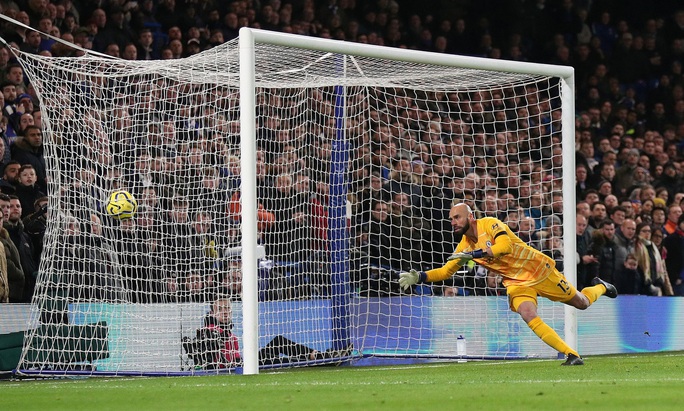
top-left (3, 352), bottom-right (683, 411)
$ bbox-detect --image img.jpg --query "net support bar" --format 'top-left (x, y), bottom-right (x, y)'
top-left (329, 57), bottom-right (351, 351)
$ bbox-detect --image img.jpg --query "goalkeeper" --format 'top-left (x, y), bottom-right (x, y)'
top-left (399, 203), bottom-right (617, 365)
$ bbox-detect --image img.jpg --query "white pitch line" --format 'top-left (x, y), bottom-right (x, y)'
top-left (6, 375), bottom-right (684, 391)
top-left (6, 353), bottom-right (683, 389)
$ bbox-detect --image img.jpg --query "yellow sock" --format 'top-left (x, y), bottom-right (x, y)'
top-left (581, 284), bottom-right (605, 305)
top-left (528, 317), bottom-right (579, 357)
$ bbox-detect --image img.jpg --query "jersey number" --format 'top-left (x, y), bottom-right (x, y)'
top-left (556, 278), bottom-right (571, 295)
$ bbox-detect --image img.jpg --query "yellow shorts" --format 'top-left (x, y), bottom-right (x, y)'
top-left (506, 268), bottom-right (577, 313)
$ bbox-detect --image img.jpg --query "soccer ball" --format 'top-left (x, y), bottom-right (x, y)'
top-left (105, 190), bottom-right (138, 220)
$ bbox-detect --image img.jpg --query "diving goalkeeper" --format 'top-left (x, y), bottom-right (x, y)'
top-left (399, 203), bottom-right (617, 365)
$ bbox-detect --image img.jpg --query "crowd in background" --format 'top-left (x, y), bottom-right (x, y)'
top-left (0, 0), bottom-right (683, 303)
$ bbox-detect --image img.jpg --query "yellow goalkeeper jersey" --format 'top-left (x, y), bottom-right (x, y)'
top-left (426, 217), bottom-right (555, 287)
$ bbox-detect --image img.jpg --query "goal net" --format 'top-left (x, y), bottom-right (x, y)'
top-left (12, 28), bottom-right (575, 376)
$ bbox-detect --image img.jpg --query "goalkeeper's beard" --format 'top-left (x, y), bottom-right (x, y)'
top-left (454, 219), bottom-right (470, 237)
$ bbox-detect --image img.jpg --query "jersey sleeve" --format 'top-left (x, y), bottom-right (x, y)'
top-left (425, 259), bottom-right (462, 282)
top-left (485, 220), bottom-right (514, 257)
top-left (424, 240), bottom-right (467, 282)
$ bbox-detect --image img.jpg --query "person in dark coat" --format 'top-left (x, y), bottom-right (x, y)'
top-left (10, 125), bottom-right (46, 193)
top-left (662, 214), bottom-right (684, 296)
top-left (13, 164), bottom-right (45, 219)
top-left (0, 205), bottom-right (23, 302)
top-left (5, 194), bottom-right (38, 302)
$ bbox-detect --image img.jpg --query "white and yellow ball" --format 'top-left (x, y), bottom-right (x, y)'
top-left (105, 190), bottom-right (138, 220)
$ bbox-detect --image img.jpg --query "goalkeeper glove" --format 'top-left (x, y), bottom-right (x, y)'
top-left (398, 269), bottom-right (427, 290)
top-left (447, 249), bottom-right (485, 264)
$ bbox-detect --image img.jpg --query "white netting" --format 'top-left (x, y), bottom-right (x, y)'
top-left (13, 33), bottom-right (568, 376)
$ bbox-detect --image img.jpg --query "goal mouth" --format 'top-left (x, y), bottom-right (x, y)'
top-left (9, 27), bottom-right (575, 377)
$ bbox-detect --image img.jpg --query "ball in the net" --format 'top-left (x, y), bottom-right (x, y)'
top-left (105, 190), bottom-right (138, 220)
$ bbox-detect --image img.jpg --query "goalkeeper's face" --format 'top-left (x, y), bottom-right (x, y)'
top-left (450, 203), bottom-right (472, 237)
top-left (454, 218), bottom-right (471, 237)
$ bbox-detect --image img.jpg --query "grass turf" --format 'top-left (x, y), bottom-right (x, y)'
top-left (3, 352), bottom-right (683, 411)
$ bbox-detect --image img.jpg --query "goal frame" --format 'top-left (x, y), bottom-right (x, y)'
top-left (238, 28), bottom-right (577, 375)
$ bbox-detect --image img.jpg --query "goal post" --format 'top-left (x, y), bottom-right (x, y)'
top-left (238, 28), bottom-right (577, 374)
top-left (10, 26), bottom-right (576, 377)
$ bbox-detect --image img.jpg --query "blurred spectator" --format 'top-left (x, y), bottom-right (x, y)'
top-left (383, 156), bottom-right (422, 208)
top-left (176, 271), bottom-right (214, 303)
top-left (420, 170), bottom-right (456, 266)
top-left (517, 215), bottom-right (542, 250)
top-left (639, 184), bottom-right (657, 204)
top-left (0, 220), bottom-right (6, 302)
top-left (597, 179), bottom-right (613, 200)
top-left (159, 196), bottom-right (196, 273)
top-left (355, 171), bottom-right (388, 218)
top-left (5, 64), bottom-right (27, 92)
top-left (524, 190), bottom-right (548, 230)
top-left (13, 164), bottom-right (45, 219)
top-left (122, 42), bottom-right (138, 60)
top-left (156, 0), bottom-right (183, 31)
top-left (262, 172), bottom-right (312, 262)
top-left (10, 125), bottom-right (46, 193)
top-left (588, 218), bottom-right (628, 284)
top-left (116, 217), bottom-right (166, 303)
top-left (0, 200), bottom-right (23, 303)
top-left (67, 212), bottom-right (124, 301)
top-left (135, 28), bottom-right (159, 60)
top-left (1, 81), bottom-right (19, 139)
top-left (390, 191), bottom-right (425, 271)
top-left (293, 172), bottom-right (327, 252)
top-left (20, 30), bottom-right (42, 55)
top-left (634, 222), bottom-right (674, 296)
top-left (5, 194), bottom-right (38, 302)
top-left (543, 235), bottom-right (564, 273)
top-left (605, 196), bottom-right (620, 214)
top-left (21, 195), bottom-right (46, 262)
top-left (185, 38), bottom-right (201, 56)
top-left (588, 201), bottom-right (608, 229)
top-left (190, 210), bottom-right (222, 272)
top-left (614, 253), bottom-right (642, 294)
top-left (0, 160), bottom-right (19, 194)
top-left (663, 214), bottom-right (684, 296)
top-left (652, 205), bottom-right (667, 233)
top-left (614, 148), bottom-right (640, 195)
top-left (103, 42), bottom-right (120, 57)
top-left (366, 199), bottom-right (395, 270)
top-left (575, 163), bottom-right (590, 200)
top-left (591, 162), bottom-right (616, 189)
top-left (655, 187), bottom-right (670, 205)
top-left (218, 259), bottom-right (243, 300)
top-left (654, 162), bottom-right (683, 199)
top-left (614, 217), bottom-right (637, 253)
top-left (663, 203), bottom-right (683, 236)
top-left (576, 213), bottom-right (596, 290)
top-left (92, 6), bottom-right (135, 53)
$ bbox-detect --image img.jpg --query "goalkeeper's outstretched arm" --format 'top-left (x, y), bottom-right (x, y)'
top-left (398, 202), bottom-right (514, 290)
top-left (398, 260), bottom-right (462, 290)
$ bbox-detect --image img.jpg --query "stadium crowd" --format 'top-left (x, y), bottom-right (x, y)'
top-left (0, 0), bottom-right (683, 304)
